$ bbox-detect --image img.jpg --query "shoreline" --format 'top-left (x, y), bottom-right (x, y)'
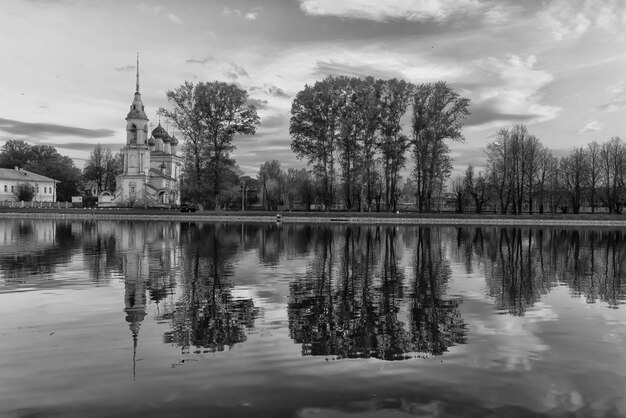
top-left (1, 208), bottom-right (626, 227)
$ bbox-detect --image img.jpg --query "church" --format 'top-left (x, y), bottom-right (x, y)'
top-left (100, 60), bottom-right (183, 208)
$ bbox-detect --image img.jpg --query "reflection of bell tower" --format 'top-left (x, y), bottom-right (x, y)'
top-left (124, 275), bottom-right (147, 379)
top-left (116, 53), bottom-right (151, 207)
top-left (121, 223), bottom-right (149, 379)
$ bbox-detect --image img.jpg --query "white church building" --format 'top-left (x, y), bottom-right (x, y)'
top-left (102, 61), bottom-right (183, 208)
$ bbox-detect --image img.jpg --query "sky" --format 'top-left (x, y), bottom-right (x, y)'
top-left (2, 0), bottom-right (626, 176)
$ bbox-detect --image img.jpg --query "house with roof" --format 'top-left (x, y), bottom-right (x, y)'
top-left (0, 167), bottom-right (57, 202)
top-left (100, 58), bottom-right (183, 208)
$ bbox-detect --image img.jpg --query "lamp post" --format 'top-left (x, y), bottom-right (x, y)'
top-left (241, 179), bottom-right (246, 212)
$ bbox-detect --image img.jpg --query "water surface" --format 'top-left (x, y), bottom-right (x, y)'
top-left (1, 219), bottom-right (626, 417)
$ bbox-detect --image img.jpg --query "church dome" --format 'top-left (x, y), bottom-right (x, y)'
top-left (148, 137), bottom-right (155, 146)
top-left (151, 123), bottom-right (169, 139)
top-left (170, 135), bottom-right (179, 146)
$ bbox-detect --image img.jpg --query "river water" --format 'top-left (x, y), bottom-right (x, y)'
top-left (1, 219), bottom-right (625, 417)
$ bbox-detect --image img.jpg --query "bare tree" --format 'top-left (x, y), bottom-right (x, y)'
top-left (585, 141), bottom-right (601, 213)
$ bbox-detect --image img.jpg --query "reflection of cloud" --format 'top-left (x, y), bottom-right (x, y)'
top-left (578, 121), bottom-right (601, 134)
top-left (0, 118), bottom-right (115, 138)
top-left (472, 302), bottom-right (557, 371)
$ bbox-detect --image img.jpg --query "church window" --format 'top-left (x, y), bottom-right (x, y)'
top-left (11, 185), bottom-right (14, 192)
top-left (3, 185), bottom-right (6, 192)
top-left (36, 186), bottom-right (39, 193)
top-left (130, 186), bottom-right (135, 193)
top-left (44, 187), bottom-right (47, 194)
top-left (130, 124), bottom-right (138, 144)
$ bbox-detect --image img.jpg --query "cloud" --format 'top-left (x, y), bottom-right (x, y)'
top-left (314, 60), bottom-right (404, 80)
top-left (47, 142), bottom-right (124, 152)
top-left (298, 0), bottom-right (484, 22)
top-left (578, 121), bottom-right (601, 134)
top-left (464, 104), bottom-right (538, 127)
top-left (251, 84), bottom-right (290, 98)
top-left (115, 65), bottom-right (135, 72)
top-left (541, 1), bottom-right (626, 41)
top-left (222, 6), bottom-right (261, 20)
top-left (186, 56), bottom-right (215, 64)
top-left (223, 63), bottom-right (250, 80)
top-left (595, 82), bottom-right (626, 112)
top-left (221, 7), bottom-right (242, 18)
top-left (0, 118), bottom-right (115, 138)
top-left (248, 98), bottom-right (269, 109)
top-left (449, 146), bottom-right (489, 171)
top-left (167, 14), bottom-right (183, 24)
top-left (260, 114), bottom-right (289, 129)
top-left (137, 3), bottom-right (161, 14)
top-left (462, 54), bottom-right (560, 130)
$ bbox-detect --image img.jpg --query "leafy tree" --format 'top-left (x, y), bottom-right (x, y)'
top-left (258, 160), bottom-right (284, 210)
top-left (0, 140), bottom-right (81, 201)
top-left (285, 168), bottom-right (316, 211)
top-left (160, 81), bottom-right (260, 209)
top-left (411, 82), bottom-right (470, 212)
top-left (0, 139), bottom-right (34, 169)
top-left (290, 78), bottom-right (341, 210)
top-left (13, 182), bottom-right (36, 201)
top-left (83, 144), bottom-right (121, 194)
top-left (378, 79), bottom-right (413, 212)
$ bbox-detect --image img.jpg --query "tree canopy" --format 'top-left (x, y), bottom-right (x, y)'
top-left (159, 81), bottom-right (260, 209)
top-left (0, 139), bottom-right (82, 201)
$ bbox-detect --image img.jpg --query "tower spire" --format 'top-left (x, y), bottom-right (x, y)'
top-left (136, 52), bottom-right (140, 93)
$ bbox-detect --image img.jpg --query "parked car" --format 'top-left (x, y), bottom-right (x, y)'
top-left (180, 203), bottom-right (197, 213)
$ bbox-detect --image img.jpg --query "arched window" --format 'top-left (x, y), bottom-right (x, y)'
top-left (130, 124), bottom-right (138, 144)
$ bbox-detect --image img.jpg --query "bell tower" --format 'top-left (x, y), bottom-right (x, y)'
top-left (115, 54), bottom-right (151, 207)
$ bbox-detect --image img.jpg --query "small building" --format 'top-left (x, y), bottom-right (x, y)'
top-left (0, 167), bottom-right (57, 202)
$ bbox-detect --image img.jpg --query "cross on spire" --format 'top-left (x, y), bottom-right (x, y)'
top-left (136, 52), bottom-right (140, 93)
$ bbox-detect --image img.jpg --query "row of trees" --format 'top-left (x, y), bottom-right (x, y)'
top-left (452, 126), bottom-right (626, 214)
top-left (0, 140), bottom-right (122, 201)
top-left (290, 76), bottom-right (469, 212)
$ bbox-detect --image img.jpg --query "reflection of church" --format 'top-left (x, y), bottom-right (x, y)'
top-left (119, 222), bottom-right (180, 378)
top-left (102, 58), bottom-right (183, 208)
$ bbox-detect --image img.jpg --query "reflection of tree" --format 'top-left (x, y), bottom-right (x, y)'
top-left (163, 224), bottom-right (257, 353)
top-left (453, 227), bottom-right (626, 313)
top-left (484, 228), bottom-right (551, 316)
top-left (0, 220), bottom-right (80, 280)
top-left (81, 221), bottom-right (123, 283)
top-left (288, 226), bottom-right (467, 360)
top-left (409, 228), bottom-right (466, 355)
